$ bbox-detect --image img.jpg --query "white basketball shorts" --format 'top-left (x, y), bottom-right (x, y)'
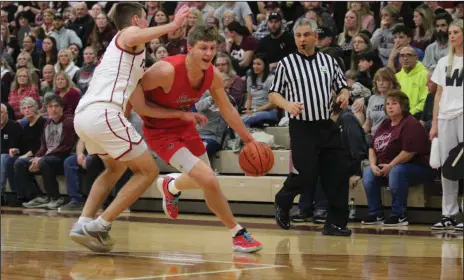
top-left (74, 103), bottom-right (147, 161)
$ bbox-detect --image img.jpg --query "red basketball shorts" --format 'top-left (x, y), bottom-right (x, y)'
top-left (142, 123), bottom-right (207, 163)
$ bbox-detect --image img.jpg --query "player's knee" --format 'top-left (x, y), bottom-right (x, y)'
top-left (130, 157), bottom-right (159, 182)
top-left (197, 171), bottom-right (220, 192)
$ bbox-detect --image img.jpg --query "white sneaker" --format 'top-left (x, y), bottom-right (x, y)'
top-left (455, 223), bottom-right (463, 231)
top-left (431, 216), bottom-right (457, 230)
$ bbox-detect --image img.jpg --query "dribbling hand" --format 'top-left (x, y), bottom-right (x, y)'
top-left (180, 112), bottom-right (208, 125)
top-left (172, 5), bottom-right (190, 29)
top-left (285, 102), bottom-right (304, 117)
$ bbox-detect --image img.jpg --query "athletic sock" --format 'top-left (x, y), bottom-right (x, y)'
top-left (86, 216), bottom-right (112, 232)
top-left (168, 180), bottom-right (181, 196)
top-left (77, 216), bottom-right (93, 225)
top-left (230, 224), bottom-right (244, 237)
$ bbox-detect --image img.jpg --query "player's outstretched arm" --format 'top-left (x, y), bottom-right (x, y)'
top-left (210, 68), bottom-right (254, 144)
top-left (118, 5), bottom-right (189, 48)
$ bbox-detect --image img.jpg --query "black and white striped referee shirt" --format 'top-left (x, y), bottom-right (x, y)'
top-left (269, 51), bottom-right (348, 121)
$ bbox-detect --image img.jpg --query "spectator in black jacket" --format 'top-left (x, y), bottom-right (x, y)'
top-left (68, 2), bottom-right (95, 48)
top-left (6, 97), bottom-right (45, 205)
top-left (316, 26), bottom-right (345, 71)
top-left (1, 103), bottom-right (21, 195)
top-left (292, 102), bottom-right (368, 223)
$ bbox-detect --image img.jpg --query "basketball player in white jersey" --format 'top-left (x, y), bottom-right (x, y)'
top-left (69, 3), bottom-right (205, 252)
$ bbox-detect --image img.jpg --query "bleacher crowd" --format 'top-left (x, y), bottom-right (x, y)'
top-left (1, 1), bottom-right (463, 230)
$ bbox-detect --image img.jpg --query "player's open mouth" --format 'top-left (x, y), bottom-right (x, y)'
top-left (202, 59), bottom-right (211, 63)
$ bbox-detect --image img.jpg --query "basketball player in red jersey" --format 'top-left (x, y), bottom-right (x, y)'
top-left (131, 25), bottom-right (262, 253)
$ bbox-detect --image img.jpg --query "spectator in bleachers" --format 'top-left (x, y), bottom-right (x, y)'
top-left (214, 52), bottom-right (246, 107)
top-left (166, 27), bottom-right (187, 56)
top-left (68, 43), bottom-right (83, 67)
top-left (68, 2), bottom-right (95, 46)
top-left (8, 68), bottom-right (41, 120)
top-left (349, 2), bottom-right (376, 34)
top-left (412, 5), bottom-right (436, 51)
top-left (215, 2), bottom-right (253, 33)
top-left (425, 1), bottom-right (447, 16)
top-left (430, 19), bottom-right (463, 231)
top-left (337, 10), bottom-right (362, 69)
top-left (304, 2), bottom-right (337, 34)
top-left (50, 12), bottom-right (82, 50)
top-left (55, 2), bottom-right (70, 16)
top-left (255, 12), bottom-right (295, 72)
top-left (420, 71), bottom-right (436, 133)
top-left (0, 103), bottom-right (21, 194)
top-left (356, 51), bottom-right (383, 90)
top-left (61, 138), bottom-right (86, 211)
top-left (225, 22), bottom-right (257, 77)
top-left (37, 36), bottom-right (58, 70)
top-left (1, 58), bottom-right (14, 104)
top-left (22, 35), bottom-right (40, 69)
top-left (63, 6), bottom-right (76, 27)
top-left (54, 71), bottom-right (80, 116)
top-left (362, 90), bottom-right (432, 226)
top-left (19, 95), bottom-right (76, 209)
top-left (30, 26), bottom-right (45, 53)
top-left (145, 1), bottom-right (160, 24)
top-left (345, 69), bottom-right (371, 124)
top-left (194, 1), bottom-right (215, 21)
top-left (396, 47), bottom-right (429, 119)
top-left (54, 49), bottom-right (80, 81)
top-left (453, 3), bottom-right (463, 20)
top-left (194, 90), bottom-right (230, 159)
top-left (1, 2), bottom-right (17, 24)
top-left (241, 54), bottom-right (277, 127)
top-left (4, 97), bottom-right (45, 205)
top-left (388, 24), bottom-right (425, 73)
top-left (423, 12), bottom-right (453, 71)
top-left (90, 3), bottom-right (103, 20)
top-left (40, 64), bottom-right (55, 98)
top-left (221, 10), bottom-right (236, 33)
top-left (351, 33), bottom-right (374, 71)
top-left (152, 45), bottom-right (169, 63)
top-left (150, 9), bottom-right (169, 27)
top-left (87, 13), bottom-right (116, 59)
top-left (356, 67), bottom-right (400, 134)
top-left (315, 26), bottom-right (345, 71)
top-left (1, 23), bottom-right (17, 69)
top-left (388, 2), bottom-right (415, 28)
top-left (184, 8), bottom-right (204, 38)
top-left (15, 11), bottom-right (31, 49)
top-left (254, 3), bottom-right (285, 41)
top-left (371, 5), bottom-right (401, 66)
top-left (16, 51), bottom-right (40, 86)
top-left (41, 8), bottom-right (55, 36)
top-left (74, 46), bottom-right (97, 95)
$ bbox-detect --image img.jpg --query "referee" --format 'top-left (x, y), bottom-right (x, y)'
top-left (269, 18), bottom-right (352, 236)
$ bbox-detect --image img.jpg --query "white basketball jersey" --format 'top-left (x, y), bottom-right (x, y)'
top-left (75, 32), bottom-right (146, 113)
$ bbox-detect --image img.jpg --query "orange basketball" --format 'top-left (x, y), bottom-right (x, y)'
top-left (239, 142), bottom-right (274, 176)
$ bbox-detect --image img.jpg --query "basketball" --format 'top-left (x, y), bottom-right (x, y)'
top-left (239, 142), bottom-right (274, 176)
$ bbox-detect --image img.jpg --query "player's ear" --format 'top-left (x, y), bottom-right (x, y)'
top-left (187, 44), bottom-right (193, 54)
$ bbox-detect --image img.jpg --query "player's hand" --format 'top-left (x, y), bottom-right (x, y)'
top-left (336, 91), bottom-right (350, 109)
top-left (429, 124), bottom-right (438, 140)
top-left (180, 112), bottom-right (208, 125)
top-left (172, 5), bottom-right (190, 29)
top-left (285, 102), bottom-right (304, 116)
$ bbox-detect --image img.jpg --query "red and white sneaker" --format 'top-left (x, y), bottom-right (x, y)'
top-left (156, 176), bottom-right (180, 219)
top-left (233, 229), bottom-right (263, 253)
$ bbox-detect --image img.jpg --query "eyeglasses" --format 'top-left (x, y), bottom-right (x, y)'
top-left (399, 53), bottom-right (417, 58)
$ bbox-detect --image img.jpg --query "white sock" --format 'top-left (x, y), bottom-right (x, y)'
top-left (78, 216), bottom-right (93, 225)
top-left (168, 180), bottom-right (181, 195)
top-left (86, 216), bottom-right (112, 231)
top-left (230, 224), bottom-right (244, 237)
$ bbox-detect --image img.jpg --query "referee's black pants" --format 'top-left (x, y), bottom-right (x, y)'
top-left (276, 118), bottom-right (350, 228)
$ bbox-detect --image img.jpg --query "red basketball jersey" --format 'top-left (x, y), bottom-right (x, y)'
top-left (142, 55), bottom-right (214, 129)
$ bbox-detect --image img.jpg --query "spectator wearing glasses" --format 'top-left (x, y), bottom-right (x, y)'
top-left (395, 47), bottom-right (428, 119)
top-left (388, 24), bottom-right (424, 72)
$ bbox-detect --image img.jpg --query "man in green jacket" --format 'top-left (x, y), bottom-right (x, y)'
top-left (395, 47), bottom-right (429, 119)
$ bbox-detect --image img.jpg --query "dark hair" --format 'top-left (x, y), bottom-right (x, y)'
top-left (149, 8), bottom-right (169, 27)
top-left (187, 25), bottom-right (218, 46)
top-left (384, 90), bottom-right (410, 115)
top-left (44, 94), bottom-right (64, 108)
top-left (435, 12), bottom-right (453, 25)
top-left (110, 2), bottom-right (144, 30)
top-left (24, 34), bottom-right (36, 44)
top-left (225, 21), bottom-right (251, 36)
top-left (251, 53), bottom-right (270, 87)
top-left (39, 36), bottom-right (58, 69)
top-left (392, 24), bottom-right (412, 38)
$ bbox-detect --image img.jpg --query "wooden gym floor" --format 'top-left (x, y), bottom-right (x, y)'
top-left (1, 208), bottom-right (463, 280)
